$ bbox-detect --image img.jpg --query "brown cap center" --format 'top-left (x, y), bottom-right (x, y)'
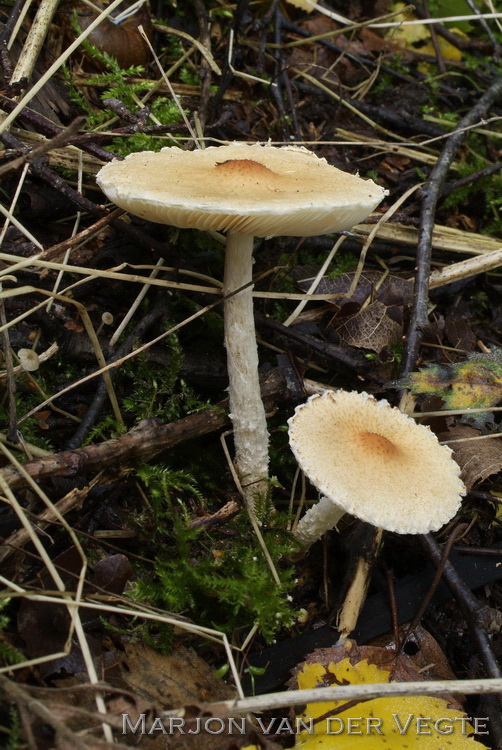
top-left (215, 159), bottom-right (275, 177)
top-left (357, 431), bottom-right (398, 458)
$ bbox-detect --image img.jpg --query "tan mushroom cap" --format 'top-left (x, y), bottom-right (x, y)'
top-left (288, 390), bottom-right (465, 534)
top-left (96, 143), bottom-right (386, 237)
top-left (17, 348), bottom-right (40, 372)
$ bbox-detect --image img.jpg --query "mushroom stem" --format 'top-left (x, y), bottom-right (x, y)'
top-left (295, 496), bottom-right (345, 547)
top-left (223, 232), bottom-right (269, 510)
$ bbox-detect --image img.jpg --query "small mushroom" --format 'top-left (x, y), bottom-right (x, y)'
top-left (288, 390), bottom-right (465, 546)
top-left (97, 144), bottom-right (386, 511)
top-left (17, 348), bottom-right (40, 372)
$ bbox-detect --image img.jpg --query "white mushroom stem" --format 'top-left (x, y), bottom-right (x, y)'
top-left (223, 232), bottom-right (269, 509)
top-left (295, 495), bottom-right (346, 547)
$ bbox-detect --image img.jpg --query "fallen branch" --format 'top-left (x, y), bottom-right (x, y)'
top-left (402, 75), bottom-right (502, 374)
top-left (0, 369), bottom-right (286, 491)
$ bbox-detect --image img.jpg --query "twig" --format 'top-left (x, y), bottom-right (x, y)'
top-left (0, 486), bottom-right (89, 564)
top-left (0, 674), bottom-right (132, 749)
top-left (441, 160), bottom-right (502, 195)
top-left (401, 75), bottom-right (502, 375)
top-left (65, 297), bottom-right (168, 449)
top-left (407, 523), bottom-right (469, 635)
top-left (256, 312), bottom-right (385, 383)
top-left (0, 93), bottom-right (117, 163)
top-left (182, 676), bottom-right (502, 716)
top-left (11, 0), bottom-right (60, 84)
top-left (465, 0), bottom-right (501, 53)
top-left (429, 248), bottom-right (502, 288)
top-left (192, 0), bottom-right (213, 132)
top-left (211, 0), bottom-right (250, 114)
top-left (0, 676), bottom-right (87, 750)
top-left (412, 1), bottom-right (495, 52)
top-left (0, 130), bottom-right (171, 256)
top-left (0, 116), bottom-right (86, 178)
top-left (422, 0), bottom-right (446, 74)
top-left (419, 534), bottom-right (502, 676)
top-left (40, 208), bottom-right (124, 261)
top-left (0, 0), bottom-right (25, 82)
top-left (0, 369), bottom-right (286, 491)
top-left (0, 294), bottom-right (17, 442)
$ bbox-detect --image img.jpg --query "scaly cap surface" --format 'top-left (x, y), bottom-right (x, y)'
top-left (96, 143), bottom-right (386, 237)
top-left (288, 390), bottom-right (465, 534)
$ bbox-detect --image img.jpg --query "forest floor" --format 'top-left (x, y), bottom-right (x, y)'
top-left (0, 1), bottom-right (501, 748)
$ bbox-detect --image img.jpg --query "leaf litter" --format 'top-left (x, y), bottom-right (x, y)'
top-left (0, 0), bottom-right (501, 747)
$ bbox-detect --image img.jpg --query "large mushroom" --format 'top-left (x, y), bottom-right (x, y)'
top-left (96, 144), bottom-right (386, 512)
top-left (288, 390), bottom-right (466, 545)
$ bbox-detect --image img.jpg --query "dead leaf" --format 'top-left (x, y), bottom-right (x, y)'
top-left (117, 643), bottom-right (236, 749)
top-left (359, 27), bottom-right (391, 54)
top-left (444, 307), bottom-right (477, 351)
top-left (336, 300), bottom-right (402, 353)
top-left (441, 425), bottom-right (502, 491)
top-left (296, 270), bottom-right (413, 309)
top-left (17, 551), bottom-right (131, 678)
top-left (369, 624), bottom-right (457, 682)
top-left (121, 642), bottom-right (233, 706)
top-left (92, 554), bottom-right (133, 595)
top-left (387, 2), bottom-right (464, 62)
top-left (286, 642), bottom-right (488, 748)
top-left (398, 348), bottom-right (502, 425)
top-left (288, 642), bottom-right (454, 694)
top-left (64, 320), bottom-right (85, 333)
top-left (293, 270), bottom-right (412, 351)
top-left (34, 410), bottom-right (52, 430)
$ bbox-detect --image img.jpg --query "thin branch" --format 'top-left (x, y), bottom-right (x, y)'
top-left (401, 76), bottom-right (502, 374)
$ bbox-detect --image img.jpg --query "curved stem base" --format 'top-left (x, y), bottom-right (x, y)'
top-left (295, 495), bottom-right (345, 547)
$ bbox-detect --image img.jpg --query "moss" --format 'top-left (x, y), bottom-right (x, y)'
top-left (130, 463), bottom-right (298, 643)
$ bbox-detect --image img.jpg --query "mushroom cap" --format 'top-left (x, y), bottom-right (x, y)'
top-left (288, 390), bottom-right (465, 534)
top-left (17, 348), bottom-right (40, 372)
top-left (96, 143), bottom-right (386, 237)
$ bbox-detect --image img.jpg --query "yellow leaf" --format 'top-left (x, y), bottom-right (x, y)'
top-left (284, 0), bottom-right (315, 12)
top-left (417, 35), bottom-right (463, 61)
top-left (388, 3), bottom-right (430, 44)
top-left (398, 350), bottom-right (502, 425)
top-left (294, 659), bottom-right (489, 748)
top-left (388, 3), bottom-right (464, 61)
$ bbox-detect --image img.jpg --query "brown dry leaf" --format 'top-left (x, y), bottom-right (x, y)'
top-left (34, 409), bottom-right (52, 430)
top-left (288, 641), bottom-right (458, 698)
top-left (369, 624), bottom-right (457, 682)
top-left (64, 320), bottom-right (85, 333)
top-left (296, 270), bottom-right (413, 309)
top-left (336, 300), bottom-right (402, 352)
top-left (288, 17), bottom-right (339, 88)
top-left (118, 642), bottom-right (236, 750)
top-left (17, 551), bottom-right (131, 678)
top-left (121, 642), bottom-right (233, 706)
top-left (359, 27), bottom-right (394, 53)
top-left (287, 16), bottom-right (374, 86)
top-left (444, 307), bottom-right (477, 351)
top-left (441, 425), bottom-right (502, 491)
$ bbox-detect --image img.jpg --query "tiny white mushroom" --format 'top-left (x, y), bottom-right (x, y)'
top-left (17, 348), bottom-right (40, 372)
top-left (288, 390), bottom-right (466, 546)
top-left (97, 144), bottom-right (387, 512)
